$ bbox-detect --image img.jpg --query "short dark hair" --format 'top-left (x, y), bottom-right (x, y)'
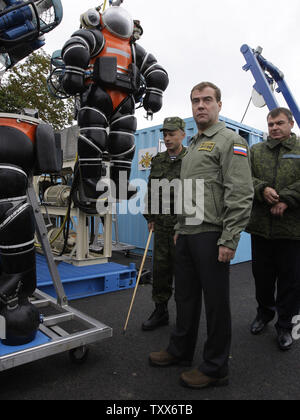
top-left (267, 107), bottom-right (294, 122)
top-left (190, 82), bottom-right (222, 102)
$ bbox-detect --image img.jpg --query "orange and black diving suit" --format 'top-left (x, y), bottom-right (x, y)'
top-left (61, 6), bottom-right (169, 209)
top-left (0, 115), bottom-right (61, 345)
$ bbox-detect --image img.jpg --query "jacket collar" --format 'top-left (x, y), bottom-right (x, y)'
top-left (202, 121), bottom-right (226, 138)
top-left (162, 145), bottom-right (187, 161)
top-left (267, 133), bottom-right (297, 150)
top-left (191, 121), bottom-right (226, 144)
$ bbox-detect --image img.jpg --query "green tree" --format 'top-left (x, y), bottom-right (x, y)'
top-left (0, 49), bottom-right (74, 130)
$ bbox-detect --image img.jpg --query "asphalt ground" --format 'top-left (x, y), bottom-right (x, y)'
top-left (0, 252), bottom-right (299, 401)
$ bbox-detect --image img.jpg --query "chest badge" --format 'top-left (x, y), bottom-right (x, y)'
top-left (198, 142), bottom-right (216, 152)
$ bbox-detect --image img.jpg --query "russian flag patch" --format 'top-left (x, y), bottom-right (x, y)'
top-left (233, 144), bottom-right (248, 157)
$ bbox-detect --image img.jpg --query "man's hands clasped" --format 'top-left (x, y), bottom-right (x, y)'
top-left (263, 187), bottom-right (288, 217)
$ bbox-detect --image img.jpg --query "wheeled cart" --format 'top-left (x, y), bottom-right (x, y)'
top-left (0, 289), bottom-right (112, 371)
top-left (0, 181), bottom-right (113, 372)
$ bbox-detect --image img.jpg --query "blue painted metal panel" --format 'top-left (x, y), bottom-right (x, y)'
top-left (115, 116), bottom-right (264, 264)
top-left (36, 254), bottom-right (137, 301)
top-left (0, 331), bottom-right (51, 356)
top-left (232, 232), bottom-right (252, 264)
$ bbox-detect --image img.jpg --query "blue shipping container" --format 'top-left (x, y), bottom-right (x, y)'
top-left (115, 116), bottom-right (265, 264)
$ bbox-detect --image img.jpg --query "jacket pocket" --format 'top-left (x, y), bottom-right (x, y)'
top-left (210, 183), bottom-right (223, 219)
top-left (202, 181), bottom-right (223, 225)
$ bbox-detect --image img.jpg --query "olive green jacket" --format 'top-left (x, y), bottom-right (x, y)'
top-left (175, 122), bottom-right (254, 250)
top-left (246, 133), bottom-right (300, 240)
top-left (144, 146), bottom-right (187, 229)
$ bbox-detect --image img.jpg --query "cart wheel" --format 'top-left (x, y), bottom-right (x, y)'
top-left (69, 346), bottom-right (89, 364)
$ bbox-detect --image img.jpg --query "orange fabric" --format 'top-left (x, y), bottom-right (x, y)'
top-left (0, 117), bottom-right (37, 144)
top-left (88, 28), bottom-right (133, 110)
top-left (97, 28), bottom-right (132, 72)
top-left (106, 89), bottom-right (127, 110)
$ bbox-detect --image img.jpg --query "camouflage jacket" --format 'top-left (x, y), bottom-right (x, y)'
top-left (144, 147), bottom-right (187, 229)
top-left (246, 133), bottom-right (300, 240)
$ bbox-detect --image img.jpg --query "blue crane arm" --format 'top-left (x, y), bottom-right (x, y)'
top-left (241, 44), bottom-right (279, 110)
top-left (241, 44), bottom-right (300, 129)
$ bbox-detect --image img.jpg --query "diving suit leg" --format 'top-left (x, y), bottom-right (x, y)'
top-left (108, 95), bottom-right (137, 200)
top-left (75, 85), bottom-right (113, 212)
top-left (0, 164), bottom-right (40, 346)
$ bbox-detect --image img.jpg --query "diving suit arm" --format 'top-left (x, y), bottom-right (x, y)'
top-left (62, 28), bottom-right (105, 95)
top-left (135, 43), bottom-right (169, 115)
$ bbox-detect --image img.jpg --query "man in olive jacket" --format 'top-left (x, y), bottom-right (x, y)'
top-left (143, 117), bottom-right (187, 331)
top-left (149, 82), bottom-right (254, 389)
top-left (247, 107), bottom-right (300, 351)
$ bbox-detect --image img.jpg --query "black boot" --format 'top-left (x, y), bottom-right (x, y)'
top-left (142, 303), bottom-right (169, 331)
top-left (277, 328), bottom-right (293, 351)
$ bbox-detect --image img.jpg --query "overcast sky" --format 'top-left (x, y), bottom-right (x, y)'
top-left (44, 0), bottom-right (300, 135)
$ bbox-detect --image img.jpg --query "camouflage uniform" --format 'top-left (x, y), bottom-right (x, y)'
top-left (246, 133), bottom-right (300, 239)
top-left (144, 138), bottom-right (187, 304)
top-left (246, 133), bottom-right (300, 332)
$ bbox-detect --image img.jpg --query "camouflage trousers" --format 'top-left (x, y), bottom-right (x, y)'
top-left (152, 226), bottom-right (176, 304)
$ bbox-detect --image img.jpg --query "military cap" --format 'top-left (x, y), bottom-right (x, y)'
top-left (160, 117), bottom-right (186, 132)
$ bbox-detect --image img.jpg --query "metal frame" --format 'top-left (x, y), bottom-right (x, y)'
top-left (0, 290), bottom-right (112, 372)
top-left (28, 179), bottom-right (68, 306)
top-left (39, 206), bottom-right (113, 266)
top-left (34, 160), bottom-right (114, 267)
top-left (0, 180), bottom-right (113, 372)
top-left (241, 44), bottom-right (300, 128)
top-left (91, 215), bottom-right (136, 255)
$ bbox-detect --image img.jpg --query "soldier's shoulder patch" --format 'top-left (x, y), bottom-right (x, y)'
top-left (198, 142), bottom-right (216, 152)
top-left (233, 144), bottom-right (248, 157)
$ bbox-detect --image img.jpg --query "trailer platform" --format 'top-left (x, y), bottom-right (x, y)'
top-left (0, 289), bottom-right (112, 372)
